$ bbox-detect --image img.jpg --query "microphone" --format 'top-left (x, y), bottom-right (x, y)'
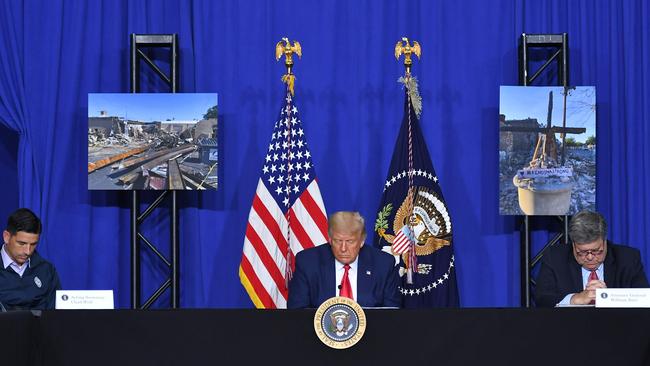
top-left (337, 285), bottom-right (342, 290)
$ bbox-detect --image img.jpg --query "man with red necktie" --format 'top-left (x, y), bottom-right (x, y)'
top-left (288, 211), bottom-right (401, 309)
top-left (535, 210), bottom-right (649, 307)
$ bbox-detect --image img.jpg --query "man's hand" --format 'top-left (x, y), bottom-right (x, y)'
top-left (570, 280), bottom-right (607, 305)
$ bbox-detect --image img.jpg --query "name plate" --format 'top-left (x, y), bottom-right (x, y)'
top-left (595, 288), bottom-right (650, 308)
top-left (55, 290), bottom-right (114, 309)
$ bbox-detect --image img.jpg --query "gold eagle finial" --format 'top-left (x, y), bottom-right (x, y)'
top-left (394, 37), bottom-right (421, 75)
top-left (275, 37), bottom-right (302, 95)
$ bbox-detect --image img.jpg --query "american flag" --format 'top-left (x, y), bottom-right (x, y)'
top-left (392, 225), bottom-right (416, 254)
top-left (239, 88), bottom-right (328, 309)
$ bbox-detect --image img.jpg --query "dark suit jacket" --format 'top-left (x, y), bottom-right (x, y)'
top-left (287, 244), bottom-right (401, 309)
top-left (0, 251), bottom-right (61, 310)
top-left (535, 241), bottom-right (649, 307)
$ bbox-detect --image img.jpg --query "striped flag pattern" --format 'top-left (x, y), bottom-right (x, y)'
top-left (239, 88), bottom-right (328, 309)
top-left (392, 225), bottom-right (416, 254)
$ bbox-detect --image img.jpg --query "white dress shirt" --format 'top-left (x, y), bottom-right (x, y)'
top-left (557, 264), bottom-right (604, 305)
top-left (1, 244), bottom-right (30, 277)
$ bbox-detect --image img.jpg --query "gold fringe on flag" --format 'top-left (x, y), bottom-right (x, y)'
top-left (398, 76), bottom-right (422, 119)
top-left (281, 74), bottom-right (296, 96)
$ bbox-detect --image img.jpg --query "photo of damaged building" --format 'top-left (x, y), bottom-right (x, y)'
top-left (499, 86), bottom-right (596, 216)
top-left (88, 93), bottom-right (219, 190)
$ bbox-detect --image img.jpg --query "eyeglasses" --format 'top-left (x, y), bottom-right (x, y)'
top-left (574, 244), bottom-right (605, 258)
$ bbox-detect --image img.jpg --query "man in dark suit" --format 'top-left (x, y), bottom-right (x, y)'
top-left (287, 211), bottom-right (401, 308)
top-left (535, 210), bottom-right (648, 307)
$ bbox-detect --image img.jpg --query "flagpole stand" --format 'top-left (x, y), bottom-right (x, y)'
top-left (129, 34), bottom-right (181, 309)
top-left (517, 33), bottom-right (570, 308)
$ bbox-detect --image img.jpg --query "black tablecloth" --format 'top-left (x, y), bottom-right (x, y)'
top-left (3, 308), bottom-right (649, 366)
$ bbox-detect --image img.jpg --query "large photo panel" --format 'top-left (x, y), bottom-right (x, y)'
top-left (88, 93), bottom-right (218, 190)
top-left (499, 86), bottom-right (596, 216)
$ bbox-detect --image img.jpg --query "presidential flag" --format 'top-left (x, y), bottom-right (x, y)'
top-left (239, 87), bottom-right (328, 309)
top-left (373, 82), bottom-right (459, 307)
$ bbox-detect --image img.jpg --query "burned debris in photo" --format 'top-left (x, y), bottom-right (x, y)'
top-left (499, 86), bottom-right (596, 216)
top-left (88, 111), bottom-right (218, 190)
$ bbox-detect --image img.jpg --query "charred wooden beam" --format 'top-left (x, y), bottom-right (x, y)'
top-left (114, 144), bottom-right (193, 171)
top-left (88, 145), bottom-right (151, 173)
top-left (118, 146), bottom-right (197, 185)
top-left (167, 158), bottom-right (185, 190)
top-left (110, 144), bottom-right (196, 179)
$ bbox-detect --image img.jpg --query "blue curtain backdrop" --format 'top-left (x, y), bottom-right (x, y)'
top-left (0, 0), bottom-right (647, 308)
top-left (0, 124), bottom-right (18, 223)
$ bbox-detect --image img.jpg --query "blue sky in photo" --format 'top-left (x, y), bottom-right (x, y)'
top-left (499, 86), bottom-right (596, 143)
top-left (88, 93), bottom-right (218, 122)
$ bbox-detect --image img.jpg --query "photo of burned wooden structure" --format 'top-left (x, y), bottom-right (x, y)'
top-left (88, 94), bottom-right (218, 190)
top-left (499, 86), bottom-right (596, 215)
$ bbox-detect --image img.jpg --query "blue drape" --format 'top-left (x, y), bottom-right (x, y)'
top-left (0, 0), bottom-right (647, 308)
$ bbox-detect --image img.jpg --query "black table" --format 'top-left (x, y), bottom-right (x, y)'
top-left (3, 308), bottom-right (649, 366)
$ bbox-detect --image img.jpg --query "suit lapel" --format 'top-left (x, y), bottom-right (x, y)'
top-left (567, 247), bottom-right (584, 292)
top-left (356, 246), bottom-right (372, 306)
top-left (603, 241), bottom-right (616, 286)
top-left (320, 245), bottom-right (336, 301)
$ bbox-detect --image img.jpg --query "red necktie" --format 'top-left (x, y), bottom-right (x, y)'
top-left (339, 264), bottom-right (353, 300)
top-left (588, 270), bottom-right (598, 304)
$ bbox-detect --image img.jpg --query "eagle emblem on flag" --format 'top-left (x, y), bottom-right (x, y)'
top-left (376, 186), bottom-right (451, 273)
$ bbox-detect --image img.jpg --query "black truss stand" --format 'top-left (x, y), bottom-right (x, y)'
top-left (130, 34), bottom-right (180, 309)
top-left (518, 33), bottom-right (570, 307)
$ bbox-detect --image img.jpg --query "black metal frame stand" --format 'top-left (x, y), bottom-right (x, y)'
top-left (130, 34), bottom-right (180, 309)
top-left (518, 33), bottom-right (570, 307)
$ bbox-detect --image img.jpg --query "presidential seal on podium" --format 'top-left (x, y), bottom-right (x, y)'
top-left (313, 297), bottom-right (367, 349)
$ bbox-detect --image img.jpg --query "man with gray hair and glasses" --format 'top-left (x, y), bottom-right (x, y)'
top-left (535, 210), bottom-right (648, 307)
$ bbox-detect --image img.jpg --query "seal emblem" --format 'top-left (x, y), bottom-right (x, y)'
top-left (34, 276), bottom-right (42, 288)
top-left (377, 186), bottom-right (451, 263)
top-left (314, 297), bottom-right (366, 349)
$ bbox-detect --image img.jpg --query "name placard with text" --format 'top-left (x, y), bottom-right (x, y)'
top-left (55, 290), bottom-right (114, 309)
top-left (596, 288), bottom-right (650, 308)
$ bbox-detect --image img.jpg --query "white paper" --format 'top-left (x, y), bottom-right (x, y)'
top-left (595, 288), bottom-right (650, 308)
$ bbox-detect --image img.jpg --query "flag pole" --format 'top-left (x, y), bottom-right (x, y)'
top-left (241, 39), bottom-right (328, 308)
top-left (395, 37), bottom-right (422, 284)
top-left (276, 37), bottom-right (302, 287)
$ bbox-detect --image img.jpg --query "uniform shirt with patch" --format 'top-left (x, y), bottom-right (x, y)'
top-left (0, 248), bottom-right (61, 310)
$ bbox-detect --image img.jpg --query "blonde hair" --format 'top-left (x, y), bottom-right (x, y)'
top-left (328, 211), bottom-right (366, 239)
